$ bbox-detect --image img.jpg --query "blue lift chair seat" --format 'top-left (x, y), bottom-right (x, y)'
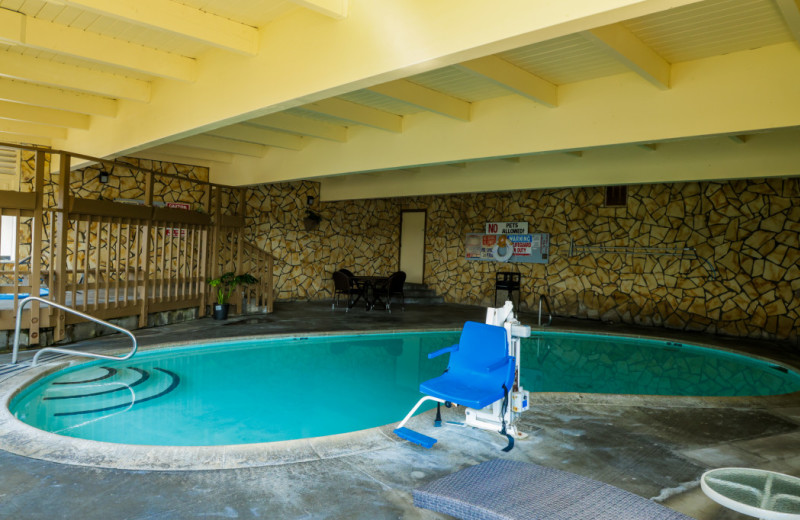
top-left (394, 321), bottom-right (515, 448)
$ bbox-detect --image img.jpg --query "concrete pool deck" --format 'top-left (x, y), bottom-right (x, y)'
top-left (1, 302), bottom-right (799, 519)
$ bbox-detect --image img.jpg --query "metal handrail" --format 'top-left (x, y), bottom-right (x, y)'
top-left (537, 294), bottom-right (553, 327)
top-left (12, 296), bottom-right (138, 366)
top-left (568, 238), bottom-right (718, 281)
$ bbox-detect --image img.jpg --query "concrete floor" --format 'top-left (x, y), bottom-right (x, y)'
top-left (1, 302), bottom-right (799, 519)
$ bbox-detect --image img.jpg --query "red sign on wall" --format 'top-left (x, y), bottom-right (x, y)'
top-left (165, 202), bottom-right (190, 237)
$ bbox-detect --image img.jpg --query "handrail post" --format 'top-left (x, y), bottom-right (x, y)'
top-left (12, 296), bottom-right (138, 366)
top-left (26, 149), bottom-right (46, 345)
top-left (53, 152), bottom-right (72, 342)
top-left (138, 171), bottom-right (154, 328)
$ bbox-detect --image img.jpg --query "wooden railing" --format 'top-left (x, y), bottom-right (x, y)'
top-left (0, 144), bottom-right (275, 345)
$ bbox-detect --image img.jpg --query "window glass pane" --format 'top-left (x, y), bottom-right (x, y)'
top-left (0, 215), bottom-right (16, 262)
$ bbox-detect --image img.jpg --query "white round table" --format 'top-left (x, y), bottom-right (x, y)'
top-left (701, 468), bottom-right (800, 520)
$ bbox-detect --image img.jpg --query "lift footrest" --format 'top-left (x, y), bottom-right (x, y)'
top-left (394, 427), bottom-right (437, 449)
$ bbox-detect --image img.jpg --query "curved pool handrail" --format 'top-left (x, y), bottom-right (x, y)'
top-left (537, 294), bottom-right (553, 327)
top-left (12, 296), bottom-right (138, 366)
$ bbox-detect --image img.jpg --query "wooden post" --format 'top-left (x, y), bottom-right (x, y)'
top-left (235, 188), bottom-right (245, 313)
top-left (53, 153), bottom-right (71, 342)
top-left (28, 150), bottom-right (45, 344)
top-left (138, 171), bottom-right (153, 328)
top-left (198, 184), bottom-right (211, 317)
top-left (82, 216), bottom-right (91, 312)
top-left (114, 218), bottom-right (122, 308)
top-left (210, 186), bottom-right (222, 303)
top-left (267, 253), bottom-right (274, 313)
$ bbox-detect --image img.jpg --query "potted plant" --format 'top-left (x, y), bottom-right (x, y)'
top-left (208, 272), bottom-right (258, 320)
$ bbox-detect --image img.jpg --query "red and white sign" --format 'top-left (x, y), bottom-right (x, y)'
top-left (165, 201), bottom-right (190, 237)
top-left (485, 222), bottom-right (528, 234)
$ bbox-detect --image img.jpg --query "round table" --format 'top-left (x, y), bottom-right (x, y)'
top-left (701, 468), bottom-right (800, 520)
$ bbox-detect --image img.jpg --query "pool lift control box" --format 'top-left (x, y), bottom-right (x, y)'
top-left (463, 301), bottom-right (531, 439)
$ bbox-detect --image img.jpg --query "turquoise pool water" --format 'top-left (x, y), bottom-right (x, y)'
top-left (522, 333), bottom-right (800, 397)
top-left (10, 331), bottom-right (800, 446)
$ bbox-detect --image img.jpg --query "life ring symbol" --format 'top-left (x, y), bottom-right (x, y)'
top-left (492, 235), bottom-right (514, 262)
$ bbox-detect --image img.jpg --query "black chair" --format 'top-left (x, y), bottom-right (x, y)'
top-left (332, 271), bottom-right (362, 311)
top-left (377, 271), bottom-right (406, 312)
top-left (336, 268), bottom-right (359, 290)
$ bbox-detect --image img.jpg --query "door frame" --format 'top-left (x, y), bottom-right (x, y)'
top-left (399, 209), bottom-right (427, 284)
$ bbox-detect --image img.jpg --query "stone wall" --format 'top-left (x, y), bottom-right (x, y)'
top-left (8, 152), bottom-right (210, 279)
top-left (19, 153), bottom-right (210, 207)
top-left (248, 177), bottom-right (799, 343)
top-left (246, 181), bottom-right (401, 301)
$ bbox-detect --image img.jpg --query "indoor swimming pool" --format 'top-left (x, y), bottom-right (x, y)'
top-left (8, 330), bottom-right (800, 447)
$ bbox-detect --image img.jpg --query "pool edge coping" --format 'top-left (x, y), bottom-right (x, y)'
top-left (2, 327), bottom-right (799, 471)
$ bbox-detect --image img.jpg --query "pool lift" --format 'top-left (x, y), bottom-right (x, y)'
top-left (394, 301), bottom-right (532, 451)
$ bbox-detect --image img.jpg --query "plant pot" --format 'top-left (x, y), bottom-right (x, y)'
top-left (212, 303), bottom-right (230, 320)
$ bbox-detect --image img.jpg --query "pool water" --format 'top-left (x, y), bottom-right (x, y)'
top-left (522, 333), bottom-right (800, 397)
top-left (10, 331), bottom-right (800, 446)
top-left (12, 332), bottom-right (456, 446)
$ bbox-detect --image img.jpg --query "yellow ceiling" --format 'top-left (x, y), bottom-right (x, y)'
top-left (0, 0), bottom-right (799, 200)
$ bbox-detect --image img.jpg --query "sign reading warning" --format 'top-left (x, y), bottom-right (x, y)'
top-left (465, 233), bottom-right (550, 264)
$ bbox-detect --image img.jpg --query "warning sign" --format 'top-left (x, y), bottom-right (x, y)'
top-left (465, 233), bottom-right (549, 264)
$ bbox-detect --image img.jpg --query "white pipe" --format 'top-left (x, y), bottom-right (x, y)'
top-left (395, 396), bottom-right (446, 430)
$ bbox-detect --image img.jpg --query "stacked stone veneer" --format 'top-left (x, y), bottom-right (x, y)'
top-left (14, 153), bottom-right (211, 273)
top-left (248, 177), bottom-right (799, 343)
top-left (247, 181), bottom-right (399, 301)
top-left (19, 153), bottom-right (210, 207)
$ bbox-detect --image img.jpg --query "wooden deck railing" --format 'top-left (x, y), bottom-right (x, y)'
top-left (0, 144), bottom-right (275, 345)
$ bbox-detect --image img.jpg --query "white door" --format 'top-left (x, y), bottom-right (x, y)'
top-left (400, 211), bottom-right (425, 284)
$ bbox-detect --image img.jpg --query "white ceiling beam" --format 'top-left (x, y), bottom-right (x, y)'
top-left (0, 78), bottom-right (116, 117)
top-left (456, 55), bottom-right (557, 107)
top-left (176, 135), bottom-right (268, 157)
top-left (367, 80), bottom-right (471, 121)
top-left (60, 0), bottom-right (711, 161)
top-left (0, 131), bottom-right (52, 147)
top-left (317, 128), bottom-right (800, 201)
top-left (0, 10), bottom-right (197, 81)
top-left (249, 113), bottom-right (347, 142)
top-left (0, 100), bottom-right (90, 129)
top-left (287, 0), bottom-right (349, 20)
top-left (775, 0), bottom-right (800, 46)
top-left (0, 52), bottom-right (150, 102)
top-left (128, 150), bottom-right (220, 167)
top-left (0, 119), bottom-right (67, 139)
top-left (0, 8), bottom-right (24, 46)
top-left (58, 0), bottom-right (259, 56)
top-left (303, 98), bottom-right (403, 133)
top-left (208, 124), bottom-right (305, 151)
top-left (221, 39), bottom-right (800, 186)
top-left (145, 144), bottom-right (234, 163)
top-left (581, 23), bottom-right (670, 89)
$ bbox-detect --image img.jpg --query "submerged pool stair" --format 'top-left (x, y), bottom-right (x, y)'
top-left (42, 366), bottom-right (180, 417)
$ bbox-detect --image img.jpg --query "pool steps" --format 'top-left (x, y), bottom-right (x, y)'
top-left (393, 427), bottom-right (437, 449)
top-left (43, 366), bottom-right (180, 417)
